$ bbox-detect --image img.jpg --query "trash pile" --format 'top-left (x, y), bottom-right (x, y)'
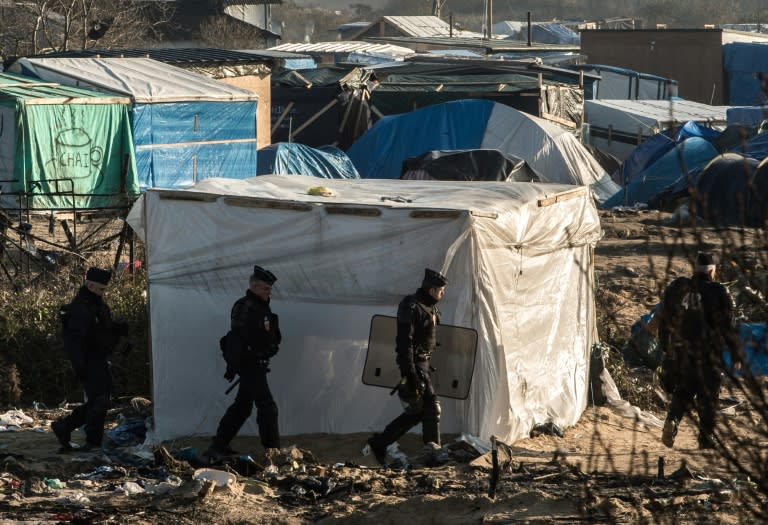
top-left (0, 399), bottom-right (758, 524)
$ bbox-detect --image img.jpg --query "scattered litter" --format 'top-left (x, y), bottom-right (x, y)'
top-left (56, 491), bottom-right (91, 506)
top-left (121, 481), bottom-right (145, 495)
top-left (192, 468), bottom-right (236, 488)
top-left (455, 433), bottom-right (492, 455)
top-left (308, 186), bottom-right (335, 197)
top-left (530, 421), bottom-right (564, 438)
top-left (0, 410), bottom-right (33, 427)
top-left (75, 466), bottom-right (127, 481)
top-left (43, 478), bottom-right (64, 490)
top-left (107, 417), bottom-right (148, 446)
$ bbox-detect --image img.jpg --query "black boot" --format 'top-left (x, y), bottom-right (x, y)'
top-left (367, 434), bottom-right (388, 465)
top-left (51, 420), bottom-right (72, 451)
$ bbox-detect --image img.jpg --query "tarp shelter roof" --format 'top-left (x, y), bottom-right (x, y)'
top-left (270, 41), bottom-right (415, 58)
top-left (586, 99), bottom-right (730, 128)
top-left (14, 57), bottom-right (260, 103)
top-left (352, 15), bottom-right (483, 39)
top-left (492, 21), bottom-right (580, 45)
top-left (357, 57), bottom-right (601, 86)
top-left (127, 174), bottom-right (600, 443)
top-left (602, 137), bottom-right (719, 208)
top-left (257, 143), bottom-right (360, 178)
top-left (0, 72), bottom-right (129, 105)
top-left (347, 99), bottom-right (618, 202)
top-left (363, 36), bottom-right (580, 54)
top-left (14, 47), bottom-right (278, 67)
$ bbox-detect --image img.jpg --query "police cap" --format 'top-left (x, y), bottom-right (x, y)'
top-left (422, 268), bottom-right (448, 288)
top-left (86, 267), bottom-right (112, 285)
top-left (252, 265), bottom-right (277, 284)
top-left (696, 252), bottom-right (717, 267)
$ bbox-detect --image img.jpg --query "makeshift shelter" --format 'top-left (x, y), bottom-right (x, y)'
top-left (585, 99), bottom-right (729, 161)
top-left (727, 106), bottom-right (768, 128)
top-left (126, 174), bottom-right (601, 442)
top-left (694, 153), bottom-right (767, 227)
top-left (12, 57), bottom-right (259, 190)
top-left (613, 121), bottom-right (722, 187)
top-left (0, 73), bottom-right (138, 210)
top-left (573, 64), bottom-right (678, 101)
top-left (348, 59), bottom-right (591, 129)
top-left (400, 149), bottom-right (541, 182)
top-left (602, 137), bottom-right (718, 208)
top-left (257, 143), bottom-right (360, 178)
top-left (347, 99), bottom-right (619, 203)
top-left (493, 21), bottom-right (580, 45)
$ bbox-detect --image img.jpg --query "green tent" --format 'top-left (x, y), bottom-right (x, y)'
top-left (0, 73), bottom-right (138, 210)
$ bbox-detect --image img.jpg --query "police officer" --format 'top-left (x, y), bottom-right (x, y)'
top-left (52, 267), bottom-right (127, 451)
top-left (206, 265), bottom-right (281, 458)
top-left (367, 268), bottom-right (448, 464)
top-left (658, 252), bottom-right (742, 449)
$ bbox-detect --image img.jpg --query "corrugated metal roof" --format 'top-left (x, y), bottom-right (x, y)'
top-left (19, 47), bottom-right (307, 65)
top-left (365, 36), bottom-right (580, 53)
top-left (380, 16), bottom-right (482, 38)
top-left (270, 41), bottom-right (414, 57)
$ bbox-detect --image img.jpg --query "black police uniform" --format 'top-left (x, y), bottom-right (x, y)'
top-left (369, 270), bottom-right (446, 459)
top-left (213, 288), bottom-right (282, 451)
top-left (53, 285), bottom-right (116, 448)
top-left (659, 271), bottom-right (741, 447)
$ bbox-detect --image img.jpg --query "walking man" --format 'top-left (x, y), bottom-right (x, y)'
top-left (367, 268), bottom-right (448, 464)
top-left (205, 265), bottom-right (281, 459)
top-left (658, 252), bottom-right (742, 449)
top-left (52, 267), bottom-right (127, 451)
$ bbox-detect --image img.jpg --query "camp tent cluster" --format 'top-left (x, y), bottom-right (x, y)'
top-left (127, 175), bottom-right (601, 443)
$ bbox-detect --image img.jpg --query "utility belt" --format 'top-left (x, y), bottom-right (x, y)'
top-left (414, 346), bottom-right (434, 362)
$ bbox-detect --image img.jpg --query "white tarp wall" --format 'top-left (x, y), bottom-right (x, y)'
top-left (127, 175), bottom-right (601, 443)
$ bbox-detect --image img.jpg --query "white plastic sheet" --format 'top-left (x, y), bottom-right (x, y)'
top-left (128, 175), bottom-right (601, 443)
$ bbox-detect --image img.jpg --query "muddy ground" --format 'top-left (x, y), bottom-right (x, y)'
top-left (1, 208), bottom-right (767, 524)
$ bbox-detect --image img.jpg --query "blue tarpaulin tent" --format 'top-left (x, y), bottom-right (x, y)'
top-left (347, 99), bottom-right (619, 202)
top-left (603, 137), bottom-right (718, 208)
top-left (257, 143), bottom-right (360, 178)
top-left (614, 121), bottom-right (721, 187)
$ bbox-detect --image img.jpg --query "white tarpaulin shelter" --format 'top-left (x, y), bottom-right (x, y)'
top-left (127, 175), bottom-right (601, 443)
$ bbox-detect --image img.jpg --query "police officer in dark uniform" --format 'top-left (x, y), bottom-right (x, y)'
top-left (367, 268), bottom-right (448, 464)
top-left (658, 252), bottom-right (742, 449)
top-left (52, 267), bottom-right (127, 451)
top-left (206, 265), bottom-right (281, 458)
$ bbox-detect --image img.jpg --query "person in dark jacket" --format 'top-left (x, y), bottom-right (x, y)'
top-left (52, 267), bottom-right (126, 451)
top-left (367, 268), bottom-right (448, 464)
top-left (205, 265), bottom-right (282, 459)
top-left (658, 252), bottom-right (742, 449)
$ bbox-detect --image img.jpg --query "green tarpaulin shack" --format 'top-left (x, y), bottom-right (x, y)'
top-left (0, 73), bottom-right (138, 210)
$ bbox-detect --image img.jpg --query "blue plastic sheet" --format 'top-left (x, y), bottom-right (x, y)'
top-left (347, 100), bottom-right (493, 179)
top-left (603, 137), bottom-right (718, 207)
top-left (723, 323), bottom-right (768, 376)
top-left (257, 143), bottom-right (359, 178)
top-left (615, 121), bottom-right (721, 187)
top-left (132, 100), bottom-right (258, 190)
top-left (723, 42), bottom-right (768, 106)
